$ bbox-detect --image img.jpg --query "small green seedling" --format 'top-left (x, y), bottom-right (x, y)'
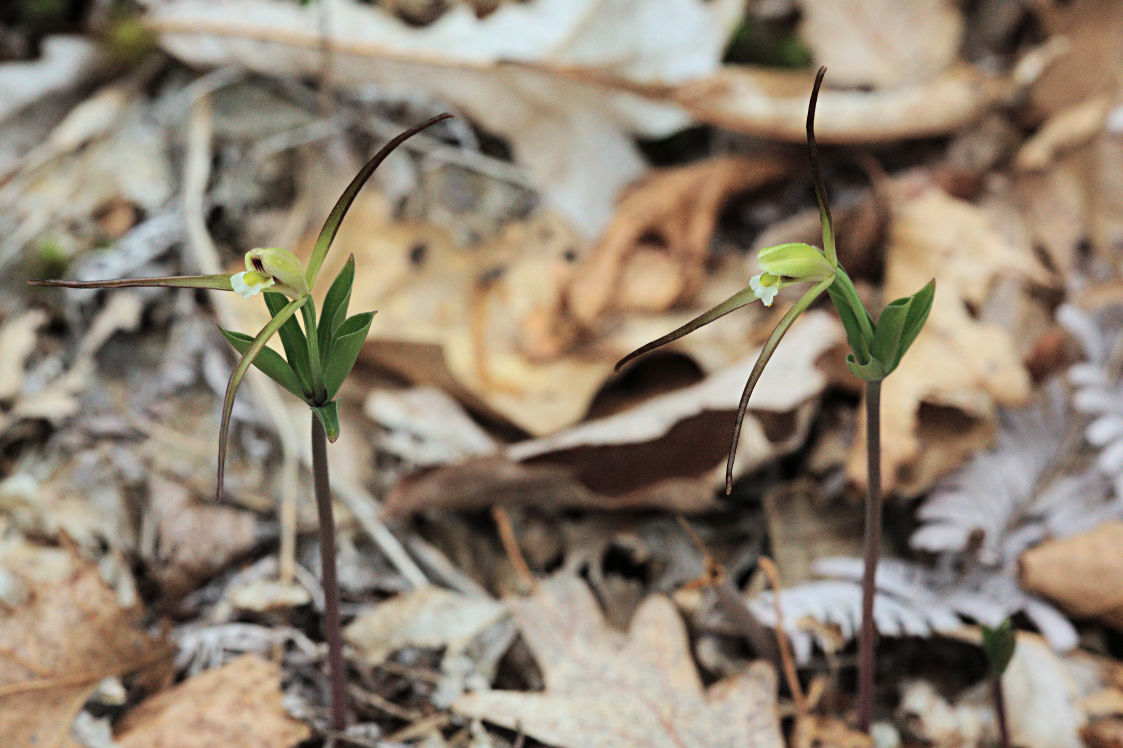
top-left (615, 68), bottom-right (934, 734)
top-left (981, 619), bottom-right (1017, 748)
top-left (31, 113), bottom-right (452, 732)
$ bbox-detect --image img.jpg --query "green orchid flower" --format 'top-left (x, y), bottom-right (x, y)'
top-left (615, 69), bottom-right (934, 495)
top-left (31, 113), bottom-right (451, 502)
top-left (231, 247), bottom-right (310, 299)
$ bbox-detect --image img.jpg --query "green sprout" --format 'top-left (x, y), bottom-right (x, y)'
top-left (981, 619), bottom-right (1016, 748)
top-left (31, 112), bottom-right (452, 733)
top-left (615, 68), bottom-right (934, 734)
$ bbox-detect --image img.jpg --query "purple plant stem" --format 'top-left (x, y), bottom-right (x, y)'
top-left (994, 676), bottom-right (1011, 748)
top-left (312, 414), bottom-right (348, 731)
top-left (857, 379), bottom-right (882, 733)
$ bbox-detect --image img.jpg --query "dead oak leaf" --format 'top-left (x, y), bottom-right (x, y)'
top-left (454, 575), bottom-right (782, 748)
top-left (0, 539), bottom-right (169, 748)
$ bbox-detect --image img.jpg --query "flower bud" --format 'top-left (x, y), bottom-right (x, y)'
top-left (231, 248), bottom-right (310, 299)
top-left (757, 242), bottom-right (835, 281)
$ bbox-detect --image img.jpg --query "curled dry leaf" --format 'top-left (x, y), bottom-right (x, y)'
top-left (114, 654), bottom-right (311, 747)
top-left (315, 192), bottom-right (778, 436)
top-left (847, 177), bottom-right (1052, 495)
top-left (0, 540), bottom-right (170, 748)
top-left (564, 154), bottom-right (791, 327)
top-left (670, 62), bottom-right (1005, 144)
top-left (798, 0), bottom-right (963, 89)
top-left (1020, 521), bottom-right (1123, 632)
top-left (1015, 95), bottom-right (1112, 172)
top-left (453, 574), bottom-right (782, 748)
top-left (386, 312), bottom-right (840, 514)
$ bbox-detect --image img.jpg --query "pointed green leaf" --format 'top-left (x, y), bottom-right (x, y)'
top-left (313, 401), bottom-right (341, 443)
top-left (322, 311), bottom-right (375, 400)
top-left (828, 283), bottom-right (872, 366)
top-left (892, 279), bottom-right (935, 370)
top-left (870, 296), bottom-right (911, 369)
top-left (980, 619), bottom-right (1016, 677)
top-left (29, 274), bottom-right (234, 291)
top-left (305, 114), bottom-right (452, 287)
top-left (218, 326), bottom-right (307, 399)
top-left (615, 286), bottom-right (760, 373)
top-left (216, 296), bottom-right (307, 501)
top-left (263, 291), bottom-right (313, 395)
top-left (317, 255), bottom-right (355, 360)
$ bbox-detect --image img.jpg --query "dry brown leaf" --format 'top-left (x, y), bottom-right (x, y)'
top-left (386, 312), bottom-right (840, 514)
top-left (1020, 521), bottom-right (1123, 631)
top-left (1015, 95), bottom-right (1112, 171)
top-left (1026, 0), bottom-right (1123, 120)
top-left (144, 474), bottom-right (260, 597)
top-left (310, 192), bottom-right (778, 436)
top-left (1085, 717), bottom-right (1123, 748)
top-left (115, 654), bottom-right (311, 747)
top-left (0, 540), bottom-right (169, 748)
top-left (453, 574), bottom-right (782, 748)
top-left (564, 154), bottom-right (791, 327)
top-left (846, 177), bottom-right (1052, 494)
top-left (798, 0), bottom-right (962, 89)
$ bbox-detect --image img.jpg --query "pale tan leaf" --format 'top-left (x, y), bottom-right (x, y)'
top-left (345, 586), bottom-right (507, 666)
top-left (799, 0), bottom-right (962, 89)
top-left (670, 63), bottom-right (1005, 144)
top-left (1020, 521), bottom-right (1123, 631)
top-left (564, 154), bottom-right (791, 326)
top-left (146, 0), bottom-right (740, 235)
top-left (453, 575), bottom-right (782, 748)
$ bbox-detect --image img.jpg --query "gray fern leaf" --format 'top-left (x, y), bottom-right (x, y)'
top-left (1059, 302), bottom-right (1123, 491)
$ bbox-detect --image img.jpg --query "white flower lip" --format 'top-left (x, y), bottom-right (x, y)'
top-left (231, 270), bottom-right (275, 299)
top-left (749, 274), bottom-right (779, 306)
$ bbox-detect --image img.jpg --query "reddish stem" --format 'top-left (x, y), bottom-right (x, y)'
top-left (312, 414), bottom-right (348, 731)
top-left (857, 380), bottom-right (882, 733)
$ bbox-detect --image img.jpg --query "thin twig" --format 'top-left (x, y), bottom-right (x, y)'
top-left (675, 516), bottom-right (778, 662)
top-left (491, 505), bottom-right (537, 593)
top-left (757, 556), bottom-right (807, 717)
